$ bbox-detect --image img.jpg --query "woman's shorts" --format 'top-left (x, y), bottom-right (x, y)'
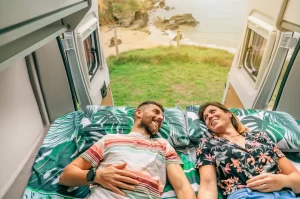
top-left (228, 188), bottom-right (298, 199)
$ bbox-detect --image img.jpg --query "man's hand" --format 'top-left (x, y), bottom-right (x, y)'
top-left (94, 162), bottom-right (139, 197)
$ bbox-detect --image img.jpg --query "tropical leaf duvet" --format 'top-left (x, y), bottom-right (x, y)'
top-left (23, 106), bottom-right (300, 199)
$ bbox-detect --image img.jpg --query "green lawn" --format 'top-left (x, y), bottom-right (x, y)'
top-left (107, 45), bottom-right (233, 108)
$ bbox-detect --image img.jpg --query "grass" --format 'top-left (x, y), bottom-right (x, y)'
top-left (107, 45), bottom-right (233, 108)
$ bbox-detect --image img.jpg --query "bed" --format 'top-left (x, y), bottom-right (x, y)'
top-left (22, 105), bottom-right (300, 199)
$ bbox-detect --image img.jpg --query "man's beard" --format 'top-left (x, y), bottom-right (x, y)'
top-left (137, 115), bottom-right (158, 135)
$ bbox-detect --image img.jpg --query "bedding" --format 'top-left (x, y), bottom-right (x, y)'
top-left (22, 106), bottom-right (300, 199)
top-left (81, 105), bottom-right (189, 148)
top-left (187, 105), bottom-right (300, 152)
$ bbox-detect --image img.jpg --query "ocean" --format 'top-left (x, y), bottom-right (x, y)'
top-left (148, 0), bottom-right (248, 51)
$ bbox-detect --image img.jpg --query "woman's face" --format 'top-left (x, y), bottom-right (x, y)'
top-left (203, 105), bottom-right (233, 133)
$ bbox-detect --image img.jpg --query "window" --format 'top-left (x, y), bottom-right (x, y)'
top-left (83, 31), bottom-right (102, 81)
top-left (243, 30), bottom-right (267, 81)
top-left (239, 16), bottom-right (276, 88)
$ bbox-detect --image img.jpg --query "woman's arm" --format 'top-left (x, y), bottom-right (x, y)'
top-left (278, 156), bottom-right (300, 193)
top-left (197, 165), bottom-right (218, 199)
top-left (246, 157), bottom-right (300, 193)
top-left (167, 164), bottom-right (196, 199)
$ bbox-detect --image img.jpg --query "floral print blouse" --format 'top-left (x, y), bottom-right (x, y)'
top-left (194, 131), bottom-right (285, 197)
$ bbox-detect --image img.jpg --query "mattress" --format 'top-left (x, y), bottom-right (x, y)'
top-left (22, 110), bottom-right (300, 199)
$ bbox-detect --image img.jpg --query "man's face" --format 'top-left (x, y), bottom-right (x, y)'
top-left (138, 104), bottom-right (164, 135)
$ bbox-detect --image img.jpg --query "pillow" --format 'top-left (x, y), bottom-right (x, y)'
top-left (186, 105), bottom-right (300, 152)
top-left (159, 107), bottom-right (190, 148)
top-left (79, 105), bottom-right (189, 149)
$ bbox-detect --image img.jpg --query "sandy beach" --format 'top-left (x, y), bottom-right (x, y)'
top-left (99, 0), bottom-right (248, 57)
top-left (100, 26), bottom-right (168, 58)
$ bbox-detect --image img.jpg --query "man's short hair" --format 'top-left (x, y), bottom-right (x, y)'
top-left (137, 101), bottom-right (164, 112)
top-left (134, 101), bottom-right (164, 120)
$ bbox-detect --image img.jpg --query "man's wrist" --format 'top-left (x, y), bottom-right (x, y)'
top-left (93, 169), bottom-right (101, 184)
top-left (86, 168), bottom-right (97, 184)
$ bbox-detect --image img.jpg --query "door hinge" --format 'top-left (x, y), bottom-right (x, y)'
top-left (61, 38), bottom-right (74, 50)
top-left (280, 36), bottom-right (298, 50)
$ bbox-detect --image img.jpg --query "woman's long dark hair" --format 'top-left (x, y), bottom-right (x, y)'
top-left (198, 102), bottom-right (248, 134)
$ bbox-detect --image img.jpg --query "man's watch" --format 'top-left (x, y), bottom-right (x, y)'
top-left (86, 168), bottom-right (97, 184)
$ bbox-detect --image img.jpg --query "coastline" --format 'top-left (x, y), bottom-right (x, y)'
top-left (99, 0), bottom-right (248, 58)
top-left (100, 25), bottom-right (237, 58)
top-left (99, 26), bottom-right (167, 58)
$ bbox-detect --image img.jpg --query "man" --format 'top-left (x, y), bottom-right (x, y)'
top-left (59, 101), bottom-right (196, 199)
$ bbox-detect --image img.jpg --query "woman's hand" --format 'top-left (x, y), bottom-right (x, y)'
top-left (246, 173), bottom-right (286, 192)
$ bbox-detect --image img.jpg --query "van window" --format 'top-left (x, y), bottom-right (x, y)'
top-left (243, 30), bottom-right (267, 81)
top-left (83, 30), bottom-right (101, 81)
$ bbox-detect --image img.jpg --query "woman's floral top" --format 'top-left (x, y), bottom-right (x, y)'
top-left (194, 131), bottom-right (285, 197)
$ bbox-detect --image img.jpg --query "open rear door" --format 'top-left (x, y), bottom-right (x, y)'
top-left (223, 0), bottom-right (300, 110)
top-left (60, 0), bottom-right (113, 110)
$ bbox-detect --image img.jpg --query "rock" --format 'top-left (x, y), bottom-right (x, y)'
top-left (109, 37), bottom-right (122, 47)
top-left (170, 14), bottom-right (199, 26)
top-left (145, 0), bottom-right (154, 9)
top-left (112, 8), bottom-right (149, 30)
top-left (159, 1), bottom-right (165, 7)
top-left (131, 11), bottom-right (149, 30)
top-left (165, 6), bottom-right (170, 10)
top-left (153, 19), bottom-right (178, 30)
top-left (153, 13), bottom-right (198, 31)
top-left (112, 8), bottom-right (136, 27)
top-left (171, 7), bottom-right (175, 9)
top-left (145, 0), bottom-right (165, 10)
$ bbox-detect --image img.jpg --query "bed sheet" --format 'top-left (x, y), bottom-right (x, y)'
top-left (22, 111), bottom-right (300, 199)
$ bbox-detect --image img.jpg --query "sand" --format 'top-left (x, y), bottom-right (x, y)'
top-left (100, 26), bottom-right (169, 58)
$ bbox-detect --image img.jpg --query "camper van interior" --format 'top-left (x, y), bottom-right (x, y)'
top-left (0, 0), bottom-right (300, 198)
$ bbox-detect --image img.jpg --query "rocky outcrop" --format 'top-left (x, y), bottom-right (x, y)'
top-left (153, 14), bottom-right (199, 30)
top-left (112, 9), bottom-right (149, 29)
top-left (112, 8), bottom-right (136, 27)
top-left (109, 37), bottom-right (122, 47)
top-left (170, 14), bottom-right (199, 26)
top-left (131, 11), bottom-right (149, 30)
top-left (153, 17), bottom-right (179, 30)
top-left (144, 0), bottom-right (165, 9)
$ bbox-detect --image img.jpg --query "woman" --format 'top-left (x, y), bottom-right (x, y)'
top-left (195, 102), bottom-right (300, 199)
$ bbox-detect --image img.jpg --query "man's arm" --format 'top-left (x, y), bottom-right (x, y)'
top-left (59, 157), bottom-right (139, 196)
top-left (59, 157), bottom-right (92, 186)
top-left (197, 165), bottom-right (218, 199)
top-left (167, 164), bottom-right (196, 199)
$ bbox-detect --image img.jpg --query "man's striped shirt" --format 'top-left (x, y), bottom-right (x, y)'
top-left (81, 132), bottom-right (182, 199)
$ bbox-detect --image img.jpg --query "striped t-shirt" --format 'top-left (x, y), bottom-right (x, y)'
top-left (81, 132), bottom-right (182, 199)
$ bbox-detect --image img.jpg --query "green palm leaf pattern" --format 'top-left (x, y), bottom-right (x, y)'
top-left (162, 148), bottom-right (224, 199)
top-left (230, 108), bottom-right (261, 117)
top-left (186, 105), bottom-right (212, 145)
top-left (24, 106), bottom-right (190, 199)
top-left (263, 111), bottom-right (300, 152)
top-left (23, 111), bottom-right (90, 199)
top-left (186, 106), bottom-right (300, 152)
top-left (284, 152), bottom-right (300, 163)
top-left (82, 106), bottom-right (189, 148)
top-left (42, 111), bottom-right (84, 148)
top-left (158, 107), bottom-right (189, 148)
top-left (87, 105), bottom-right (135, 134)
top-left (23, 107), bottom-right (300, 199)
